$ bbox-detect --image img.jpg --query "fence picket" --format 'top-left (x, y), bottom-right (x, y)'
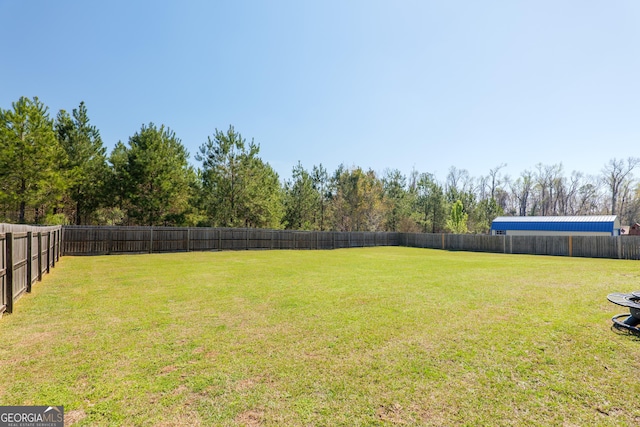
top-left (0, 225), bottom-right (62, 316)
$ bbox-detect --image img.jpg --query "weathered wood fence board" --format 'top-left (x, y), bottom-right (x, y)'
top-left (63, 227), bottom-right (402, 254)
top-left (0, 233), bottom-right (7, 315)
top-left (572, 236), bottom-right (616, 259)
top-left (0, 225), bottom-right (62, 315)
top-left (621, 237), bottom-right (640, 259)
top-left (402, 232), bottom-right (640, 260)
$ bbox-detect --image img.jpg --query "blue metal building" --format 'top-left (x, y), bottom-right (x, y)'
top-left (490, 215), bottom-right (621, 236)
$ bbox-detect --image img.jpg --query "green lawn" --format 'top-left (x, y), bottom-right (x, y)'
top-left (1, 247), bottom-right (639, 426)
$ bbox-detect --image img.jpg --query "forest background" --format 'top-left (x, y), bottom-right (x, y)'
top-left (1, 96), bottom-right (639, 234)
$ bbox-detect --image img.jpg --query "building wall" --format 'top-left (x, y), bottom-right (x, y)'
top-left (492, 230), bottom-right (614, 236)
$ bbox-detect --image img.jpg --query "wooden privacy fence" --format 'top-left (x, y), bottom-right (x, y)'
top-left (0, 224), bottom-right (62, 315)
top-left (5, 225), bottom-right (637, 317)
top-left (400, 233), bottom-right (640, 260)
top-left (62, 226), bottom-right (640, 260)
top-left (62, 226), bottom-right (401, 255)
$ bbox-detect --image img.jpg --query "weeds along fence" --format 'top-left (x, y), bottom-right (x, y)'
top-left (0, 224), bottom-right (62, 315)
top-left (62, 226), bottom-right (401, 255)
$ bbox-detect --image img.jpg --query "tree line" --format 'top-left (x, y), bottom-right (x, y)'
top-left (1, 97), bottom-right (640, 232)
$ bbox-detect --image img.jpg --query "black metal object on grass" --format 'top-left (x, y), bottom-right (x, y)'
top-left (607, 291), bottom-right (640, 334)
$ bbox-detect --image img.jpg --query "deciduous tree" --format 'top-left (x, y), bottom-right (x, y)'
top-left (330, 166), bottom-right (385, 231)
top-left (446, 199), bottom-right (468, 234)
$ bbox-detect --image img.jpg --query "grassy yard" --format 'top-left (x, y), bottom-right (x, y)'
top-left (1, 247), bottom-right (639, 426)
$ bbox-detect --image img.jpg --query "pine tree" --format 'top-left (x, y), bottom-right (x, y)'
top-left (121, 123), bottom-right (194, 225)
top-left (312, 164), bottom-right (330, 231)
top-left (196, 125), bottom-right (283, 228)
top-left (284, 162), bottom-right (320, 230)
top-left (415, 173), bottom-right (446, 233)
top-left (56, 102), bottom-right (108, 224)
top-left (383, 169), bottom-right (410, 232)
top-left (0, 97), bottom-right (66, 223)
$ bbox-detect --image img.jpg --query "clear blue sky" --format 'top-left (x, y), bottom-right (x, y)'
top-left (2, 1), bottom-right (640, 183)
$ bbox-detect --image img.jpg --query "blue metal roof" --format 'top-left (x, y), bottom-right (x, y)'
top-left (491, 215), bottom-right (618, 233)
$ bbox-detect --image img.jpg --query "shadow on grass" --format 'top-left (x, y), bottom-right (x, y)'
top-left (610, 324), bottom-right (640, 341)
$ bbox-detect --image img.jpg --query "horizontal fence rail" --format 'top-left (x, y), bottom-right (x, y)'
top-left (0, 224), bottom-right (62, 315)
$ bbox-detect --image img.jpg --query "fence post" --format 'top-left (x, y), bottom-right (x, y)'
top-left (53, 229), bottom-right (58, 262)
top-left (568, 236), bottom-right (573, 257)
top-left (186, 228), bottom-right (191, 252)
top-left (617, 236), bottom-right (622, 259)
top-left (6, 232), bottom-right (13, 314)
top-left (37, 232), bottom-right (42, 282)
top-left (26, 232), bottom-right (33, 293)
top-left (57, 227), bottom-right (62, 261)
top-left (46, 232), bottom-right (51, 274)
top-left (149, 227), bottom-right (154, 254)
top-left (51, 230), bottom-right (57, 268)
top-left (57, 228), bottom-right (61, 261)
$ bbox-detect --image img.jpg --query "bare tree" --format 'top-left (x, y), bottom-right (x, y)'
top-left (445, 166), bottom-right (473, 202)
top-left (510, 170), bottom-right (534, 216)
top-left (617, 179), bottom-right (637, 225)
top-left (602, 157), bottom-right (640, 215)
top-left (533, 163), bottom-right (563, 216)
top-left (487, 163), bottom-right (507, 201)
top-left (624, 183), bottom-right (640, 225)
top-left (477, 175), bottom-right (489, 201)
top-left (576, 175), bottom-right (603, 215)
top-left (558, 171), bottom-right (583, 215)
